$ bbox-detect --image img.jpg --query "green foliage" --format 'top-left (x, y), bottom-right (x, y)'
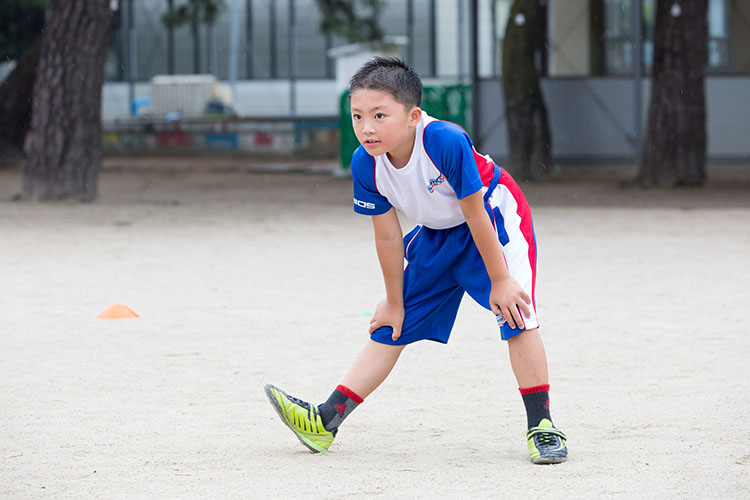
top-left (0, 0), bottom-right (49, 61)
top-left (161, 0), bottom-right (225, 28)
top-left (315, 0), bottom-right (384, 43)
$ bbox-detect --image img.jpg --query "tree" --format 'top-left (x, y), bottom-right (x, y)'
top-left (501, 0), bottom-right (551, 181)
top-left (315, 0), bottom-right (384, 43)
top-left (639, 1), bottom-right (708, 187)
top-left (162, 0), bottom-right (225, 74)
top-left (20, 0), bottom-right (116, 202)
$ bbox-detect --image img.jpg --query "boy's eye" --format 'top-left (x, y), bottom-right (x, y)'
top-left (375, 113), bottom-right (385, 119)
top-left (352, 114), bottom-right (361, 120)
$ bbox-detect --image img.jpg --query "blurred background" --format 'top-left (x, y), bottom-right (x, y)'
top-left (1, 0), bottom-right (748, 200)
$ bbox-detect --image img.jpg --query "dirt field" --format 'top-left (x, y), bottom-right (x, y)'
top-left (1, 160), bottom-right (749, 499)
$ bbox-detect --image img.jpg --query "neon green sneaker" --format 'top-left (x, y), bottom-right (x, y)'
top-left (526, 418), bottom-right (567, 464)
top-left (264, 384), bottom-right (335, 453)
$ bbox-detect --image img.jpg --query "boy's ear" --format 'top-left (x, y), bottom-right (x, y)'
top-left (409, 107), bottom-right (422, 126)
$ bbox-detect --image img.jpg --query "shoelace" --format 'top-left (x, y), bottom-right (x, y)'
top-left (534, 431), bottom-right (559, 447)
top-left (286, 393), bottom-right (310, 409)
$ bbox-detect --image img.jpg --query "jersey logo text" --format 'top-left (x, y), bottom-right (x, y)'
top-left (353, 197), bottom-right (376, 210)
top-left (427, 173), bottom-right (445, 193)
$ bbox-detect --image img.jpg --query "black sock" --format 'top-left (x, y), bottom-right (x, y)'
top-left (520, 384), bottom-right (552, 429)
top-left (318, 385), bottom-right (363, 432)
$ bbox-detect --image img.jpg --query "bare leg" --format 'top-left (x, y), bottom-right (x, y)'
top-left (339, 339), bottom-right (406, 399)
top-left (507, 328), bottom-right (549, 388)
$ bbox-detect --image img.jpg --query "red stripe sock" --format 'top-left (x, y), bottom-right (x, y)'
top-left (519, 384), bottom-right (552, 428)
top-left (336, 384), bottom-right (364, 404)
top-left (519, 384), bottom-right (550, 396)
top-left (318, 385), bottom-right (363, 431)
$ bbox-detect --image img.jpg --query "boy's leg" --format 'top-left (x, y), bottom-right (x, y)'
top-left (507, 328), bottom-right (567, 464)
top-left (316, 340), bottom-right (405, 432)
top-left (340, 339), bottom-right (406, 399)
top-left (478, 172), bottom-right (567, 462)
top-left (267, 225), bottom-right (460, 453)
top-left (508, 327), bottom-right (552, 427)
top-left (264, 339), bottom-right (404, 453)
top-left (507, 327), bottom-right (548, 389)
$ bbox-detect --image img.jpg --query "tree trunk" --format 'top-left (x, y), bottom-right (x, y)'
top-left (589, 0), bottom-right (605, 75)
top-left (502, 0), bottom-right (551, 181)
top-left (0, 39), bottom-right (41, 165)
top-left (206, 23), bottom-right (214, 74)
top-left (167, 0), bottom-right (176, 74)
top-left (192, 10), bottom-right (201, 73)
top-left (639, 0), bottom-right (708, 187)
top-left (21, 0), bottom-right (115, 202)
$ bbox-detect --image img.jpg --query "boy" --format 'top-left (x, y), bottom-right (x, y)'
top-left (265, 57), bottom-right (567, 464)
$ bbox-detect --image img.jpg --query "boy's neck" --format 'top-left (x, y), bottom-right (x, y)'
top-left (386, 129), bottom-right (417, 169)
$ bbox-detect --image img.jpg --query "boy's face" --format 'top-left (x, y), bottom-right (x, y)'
top-left (350, 89), bottom-right (421, 161)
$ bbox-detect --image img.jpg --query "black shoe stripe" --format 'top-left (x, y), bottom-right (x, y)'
top-left (527, 428), bottom-right (566, 440)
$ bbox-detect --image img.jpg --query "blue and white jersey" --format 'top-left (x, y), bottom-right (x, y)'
top-left (351, 111), bottom-right (497, 229)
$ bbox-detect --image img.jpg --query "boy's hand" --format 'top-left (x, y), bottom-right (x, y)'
top-left (368, 299), bottom-right (404, 341)
top-left (490, 276), bottom-right (531, 330)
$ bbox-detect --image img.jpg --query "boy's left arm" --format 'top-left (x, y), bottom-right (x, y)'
top-left (458, 190), bottom-right (531, 329)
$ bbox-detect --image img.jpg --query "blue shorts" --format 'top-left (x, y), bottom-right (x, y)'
top-left (370, 167), bottom-right (539, 345)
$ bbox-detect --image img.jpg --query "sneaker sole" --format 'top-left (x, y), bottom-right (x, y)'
top-left (531, 454), bottom-right (567, 464)
top-left (264, 384), bottom-right (327, 453)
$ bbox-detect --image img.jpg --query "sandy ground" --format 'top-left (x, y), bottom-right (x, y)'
top-left (1, 159), bottom-right (749, 499)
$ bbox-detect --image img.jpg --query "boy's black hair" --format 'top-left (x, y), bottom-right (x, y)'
top-left (348, 57), bottom-right (422, 109)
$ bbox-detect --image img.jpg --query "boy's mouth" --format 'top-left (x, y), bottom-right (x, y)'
top-left (364, 139), bottom-right (380, 146)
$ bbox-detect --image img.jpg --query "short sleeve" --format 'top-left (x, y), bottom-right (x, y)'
top-left (351, 146), bottom-right (392, 216)
top-left (422, 121), bottom-right (483, 199)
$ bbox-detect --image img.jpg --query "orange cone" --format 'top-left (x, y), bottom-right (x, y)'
top-left (97, 304), bottom-right (140, 320)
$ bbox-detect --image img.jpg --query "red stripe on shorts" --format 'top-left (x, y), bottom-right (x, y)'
top-left (499, 168), bottom-right (537, 313)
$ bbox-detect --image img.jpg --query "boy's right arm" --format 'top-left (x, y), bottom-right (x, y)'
top-left (368, 208), bottom-right (405, 341)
